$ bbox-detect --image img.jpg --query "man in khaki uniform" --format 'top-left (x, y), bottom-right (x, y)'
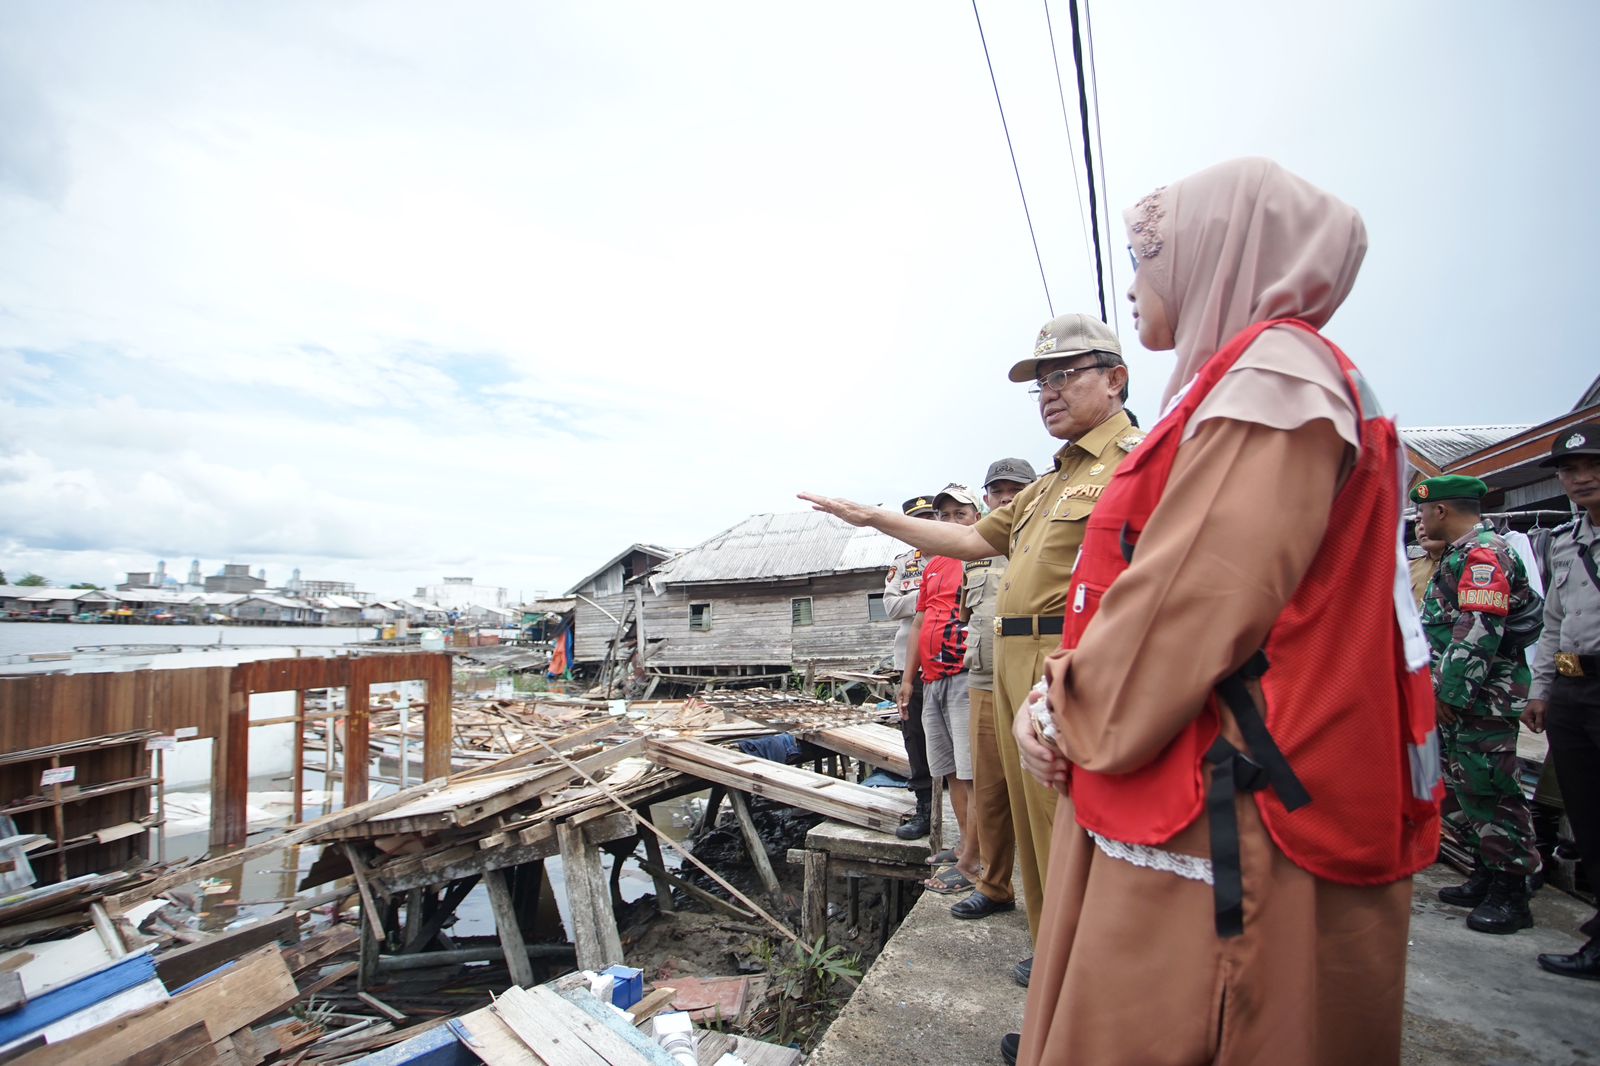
top-left (950, 458), bottom-right (1037, 921)
top-left (800, 313), bottom-right (1141, 953)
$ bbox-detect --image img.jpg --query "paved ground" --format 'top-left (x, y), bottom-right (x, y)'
top-left (809, 860), bottom-right (1597, 1065)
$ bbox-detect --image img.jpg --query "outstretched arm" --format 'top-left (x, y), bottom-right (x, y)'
top-left (797, 493), bottom-right (998, 561)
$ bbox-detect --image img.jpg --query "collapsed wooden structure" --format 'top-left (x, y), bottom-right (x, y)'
top-left (0, 674), bottom-right (918, 1063)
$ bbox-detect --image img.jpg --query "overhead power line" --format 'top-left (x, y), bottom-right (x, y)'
top-left (1064, 0), bottom-right (1107, 324)
top-left (971, 0), bottom-right (1054, 318)
top-left (1083, 0), bottom-right (1117, 335)
top-left (1040, 1), bottom-right (1095, 300)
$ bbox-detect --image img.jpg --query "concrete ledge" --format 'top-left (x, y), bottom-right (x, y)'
top-left (809, 876), bottom-right (1028, 1066)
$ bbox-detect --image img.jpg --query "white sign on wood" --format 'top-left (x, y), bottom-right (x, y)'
top-left (40, 766), bottom-right (76, 786)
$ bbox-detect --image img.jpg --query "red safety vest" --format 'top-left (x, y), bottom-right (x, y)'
top-left (1061, 319), bottom-right (1440, 888)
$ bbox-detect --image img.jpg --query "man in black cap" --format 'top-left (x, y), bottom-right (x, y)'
top-left (1526, 422), bottom-right (1600, 978)
top-left (885, 496), bottom-right (938, 838)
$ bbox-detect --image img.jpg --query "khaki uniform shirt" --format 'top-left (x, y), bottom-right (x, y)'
top-left (1531, 513), bottom-right (1600, 699)
top-left (962, 555), bottom-right (1005, 690)
top-left (975, 409), bottom-right (1145, 620)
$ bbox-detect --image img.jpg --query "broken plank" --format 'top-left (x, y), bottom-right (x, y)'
top-left (645, 738), bottom-right (913, 831)
top-left (449, 1007), bottom-right (542, 1066)
top-left (104, 1020), bottom-right (213, 1066)
top-left (154, 913), bottom-right (301, 991)
top-left (491, 987), bottom-right (608, 1066)
top-left (13, 946), bottom-right (298, 1066)
top-left (519, 985), bottom-right (652, 1065)
top-left (356, 991), bottom-right (406, 1022)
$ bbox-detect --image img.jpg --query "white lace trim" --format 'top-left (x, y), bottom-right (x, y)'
top-left (1089, 831), bottom-right (1214, 885)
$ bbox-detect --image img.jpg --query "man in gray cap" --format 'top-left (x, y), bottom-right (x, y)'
top-left (801, 313), bottom-right (1143, 975)
top-left (1526, 421), bottom-right (1600, 979)
top-left (950, 458), bottom-right (1037, 920)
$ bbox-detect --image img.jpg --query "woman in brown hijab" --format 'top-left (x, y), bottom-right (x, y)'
top-left (1011, 158), bottom-right (1437, 1066)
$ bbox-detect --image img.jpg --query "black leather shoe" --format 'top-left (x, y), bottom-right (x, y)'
top-left (1467, 871), bottom-right (1534, 935)
top-left (1537, 937), bottom-right (1600, 980)
top-left (1013, 956), bottom-right (1032, 987)
top-left (1000, 1032), bottom-right (1020, 1066)
top-left (951, 892), bottom-right (1015, 920)
top-left (1438, 864), bottom-right (1491, 907)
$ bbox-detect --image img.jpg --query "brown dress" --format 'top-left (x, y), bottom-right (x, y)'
top-left (1017, 417), bottom-right (1413, 1066)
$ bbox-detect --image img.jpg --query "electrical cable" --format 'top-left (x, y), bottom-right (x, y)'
top-left (1083, 0), bottom-right (1118, 335)
top-left (971, 0), bottom-right (1054, 317)
top-left (1041, 0), bottom-right (1095, 293)
top-left (1064, 0), bottom-right (1107, 324)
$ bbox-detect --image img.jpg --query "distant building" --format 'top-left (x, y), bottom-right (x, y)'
top-left (415, 577), bottom-right (508, 611)
top-left (206, 564), bottom-right (267, 594)
top-left (230, 595), bottom-right (319, 625)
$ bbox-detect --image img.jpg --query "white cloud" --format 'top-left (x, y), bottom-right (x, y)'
top-left (1, 1), bottom-right (1594, 596)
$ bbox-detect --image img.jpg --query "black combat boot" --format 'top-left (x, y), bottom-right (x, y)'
top-left (896, 790), bottom-right (931, 840)
top-left (1466, 871), bottom-right (1534, 934)
top-left (1437, 861), bottom-right (1491, 907)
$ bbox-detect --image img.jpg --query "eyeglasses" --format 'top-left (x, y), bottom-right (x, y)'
top-left (1127, 244), bottom-right (1138, 274)
top-left (1028, 362), bottom-right (1109, 397)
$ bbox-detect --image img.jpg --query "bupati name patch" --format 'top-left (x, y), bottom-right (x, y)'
top-left (1059, 484), bottom-right (1104, 501)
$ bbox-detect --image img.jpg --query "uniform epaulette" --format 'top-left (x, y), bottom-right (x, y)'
top-left (1115, 430), bottom-right (1146, 453)
top-left (1552, 517), bottom-right (1579, 535)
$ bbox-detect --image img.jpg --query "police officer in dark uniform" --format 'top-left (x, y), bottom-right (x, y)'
top-left (1526, 423), bottom-right (1600, 979)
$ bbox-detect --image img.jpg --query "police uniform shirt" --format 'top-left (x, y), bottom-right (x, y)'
top-left (884, 546), bottom-right (926, 673)
top-left (1531, 513), bottom-right (1600, 699)
top-left (974, 409), bottom-right (1144, 620)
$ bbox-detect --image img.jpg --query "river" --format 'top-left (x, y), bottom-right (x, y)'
top-left (0, 621), bottom-right (380, 658)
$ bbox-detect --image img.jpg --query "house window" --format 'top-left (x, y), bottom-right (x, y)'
top-left (791, 597), bottom-right (814, 627)
top-left (867, 593), bottom-right (888, 622)
top-left (689, 603), bottom-right (712, 631)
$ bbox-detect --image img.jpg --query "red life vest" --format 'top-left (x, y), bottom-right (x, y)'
top-left (1061, 319), bottom-right (1441, 889)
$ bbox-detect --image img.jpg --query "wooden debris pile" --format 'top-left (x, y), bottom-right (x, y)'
top-left (0, 687), bottom-right (912, 1062)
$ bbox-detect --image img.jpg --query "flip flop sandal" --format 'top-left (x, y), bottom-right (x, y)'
top-left (925, 847), bottom-right (959, 866)
top-left (923, 867), bottom-right (976, 895)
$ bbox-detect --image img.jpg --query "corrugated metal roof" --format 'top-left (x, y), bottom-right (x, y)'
top-left (1400, 425), bottom-right (1532, 469)
top-left (655, 511), bottom-right (902, 585)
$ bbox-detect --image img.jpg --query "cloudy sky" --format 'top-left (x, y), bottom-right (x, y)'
top-left (1, 1), bottom-right (1593, 599)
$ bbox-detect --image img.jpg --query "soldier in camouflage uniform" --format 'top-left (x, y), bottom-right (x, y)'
top-left (1413, 474), bottom-right (1545, 934)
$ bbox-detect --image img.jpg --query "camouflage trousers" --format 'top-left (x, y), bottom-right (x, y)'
top-left (1440, 713), bottom-right (1541, 876)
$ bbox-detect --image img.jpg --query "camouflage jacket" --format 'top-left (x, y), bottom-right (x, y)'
top-left (1421, 520), bottom-right (1544, 716)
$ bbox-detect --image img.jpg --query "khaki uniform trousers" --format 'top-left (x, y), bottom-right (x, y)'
top-left (968, 684), bottom-right (1016, 905)
top-left (994, 631), bottom-right (1060, 941)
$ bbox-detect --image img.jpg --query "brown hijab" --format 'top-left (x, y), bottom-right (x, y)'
top-left (1124, 157), bottom-right (1368, 410)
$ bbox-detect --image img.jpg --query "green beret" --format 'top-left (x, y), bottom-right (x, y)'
top-left (1409, 475), bottom-right (1488, 504)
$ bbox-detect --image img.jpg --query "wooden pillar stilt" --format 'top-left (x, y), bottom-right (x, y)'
top-left (558, 821), bottom-right (624, 971)
top-left (729, 791), bottom-right (780, 898)
top-left (800, 849), bottom-right (829, 950)
top-left (485, 867), bottom-right (535, 989)
top-left (638, 810), bottom-right (676, 913)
